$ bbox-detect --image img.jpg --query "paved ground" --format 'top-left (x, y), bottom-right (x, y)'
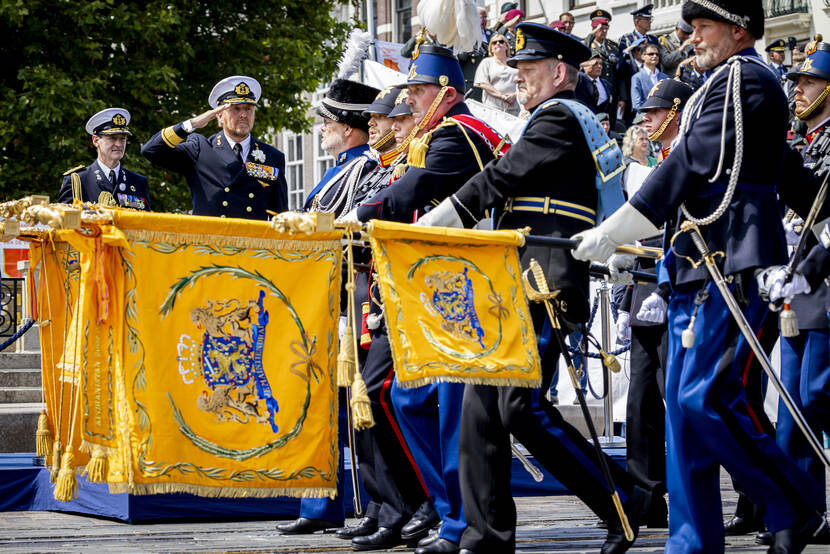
top-left (1, 470), bottom-right (828, 553)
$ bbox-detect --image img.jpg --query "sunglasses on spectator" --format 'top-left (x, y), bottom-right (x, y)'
top-left (492, 40), bottom-right (507, 45)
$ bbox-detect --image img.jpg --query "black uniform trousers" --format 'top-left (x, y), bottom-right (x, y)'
top-left (360, 323), bottom-right (430, 529)
top-left (625, 324), bottom-right (668, 498)
top-left (459, 304), bottom-right (637, 552)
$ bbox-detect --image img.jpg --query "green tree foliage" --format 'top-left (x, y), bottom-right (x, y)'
top-left (0, 0), bottom-right (356, 211)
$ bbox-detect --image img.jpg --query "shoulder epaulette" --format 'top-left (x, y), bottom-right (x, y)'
top-left (63, 165), bottom-right (85, 176)
top-left (659, 35), bottom-right (672, 51)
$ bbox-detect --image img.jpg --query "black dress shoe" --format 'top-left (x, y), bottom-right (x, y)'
top-left (724, 515), bottom-right (765, 536)
top-left (415, 538), bottom-right (459, 554)
top-left (275, 517), bottom-right (343, 535)
top-left (769, 515), bottom-right (826, 553)
top-left (334, 516), bottom-right (378, 539)
top-left (418, 532), bottom-right (440, 547)
top-left (352, 527), bottom-right (403, 551)
top-left (401, 502), bottom-right (441, 540)
top-left (755, 530), bottom-right (772, 546)
top-left (601, 486), bottom-right (649, 554)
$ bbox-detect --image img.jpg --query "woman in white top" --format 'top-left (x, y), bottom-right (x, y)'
top-left (473, 33), bottom-right (520, 116)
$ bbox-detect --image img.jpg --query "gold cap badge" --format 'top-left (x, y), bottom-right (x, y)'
top-left (112, 113), bottom-right (127, 126)
top-left (235, 82), bottom-right (251, 96)
top-left (515, 29), bottom-right (525, 51)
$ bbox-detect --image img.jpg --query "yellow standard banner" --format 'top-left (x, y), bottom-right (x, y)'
top-left (109, 211), bottom-right (341, 498)
top-left (367, 221), bottom-right (541, 388)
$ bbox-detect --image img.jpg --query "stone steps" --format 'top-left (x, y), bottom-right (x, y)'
top-left (0, 387), bottom-right (41, 403)
top-left (0, 402), bottom-right (40, 453)
top-left (0, 368), bottom-right (42, 388)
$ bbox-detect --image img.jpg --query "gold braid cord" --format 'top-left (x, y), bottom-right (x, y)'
top-left (796, 82), bottom-right (830, 121)
top-left (648, 98), bottom-right (681, 142)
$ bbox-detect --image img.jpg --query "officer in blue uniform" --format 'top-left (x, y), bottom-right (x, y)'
top-left (349, 45), bottom-right (507, 554)
top-left (761, 39), bottom-right (830, 545)
top-left (304, 78), bottom-right (379, 217)
top-left (766, 39), bottom-right (789, 81)
top-left (59, 108), bottom-right (150, 210)
top-left (617, 5), bottom-right (658, 127)
top-left (573, 2), bottom-right (827, 551)
top-left (141, 75), bottom-right (287, 220)
top-left (419, 23), bottom-right (648, 554)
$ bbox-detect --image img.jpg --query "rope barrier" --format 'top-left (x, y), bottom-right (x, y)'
top-left (0, 319), bottom-right (35, 352)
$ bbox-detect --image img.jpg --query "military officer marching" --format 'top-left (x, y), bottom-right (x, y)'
top-left (141, 75), bottom-right (288, 220)
top-left (59, 108), bottom-right (151, 210)
top-left (759, 38), bottom-right (830, 545)
top-left (573, 2), bottom-right (828, 551)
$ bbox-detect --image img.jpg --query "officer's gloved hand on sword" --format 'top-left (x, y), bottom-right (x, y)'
top-left (571, 203), bottom-right (660, 263)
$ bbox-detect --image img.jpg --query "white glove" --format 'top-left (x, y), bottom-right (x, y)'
top-left (616, 311), bottom-right (631, 343)
top-left (607, 254), bottom-right (636, 285)
top-left (571, 203), bottom-right (660, 263)
top-left (415, 198), bottom-right (463, 228)
top-left (769, 270), bottom-right (811, 303)
top-left (783, 217), bottom-right (803, 247)
top-left (338, 208), bottom-right (359, 223)
top-left (636, 292), bottom-right (667, 323)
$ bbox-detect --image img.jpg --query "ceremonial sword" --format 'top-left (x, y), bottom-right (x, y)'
top-left (524, 259), bottom-right (634, 542)
top-left (680, 221), bottom-right (830, 473)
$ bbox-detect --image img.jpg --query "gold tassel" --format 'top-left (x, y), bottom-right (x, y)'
top-left (84, 445), bottom-right (108, 483)
top-left (49, 441), bottom-right (63, 483)
top-left (53, 451), bottom-right (78, 502)
top-left (407, 133), bottom-right (432, 168)
top-left (337, 326), bottom-right (356, 387)
top-left (351, 373), bottom-right (375, 430)
top-left (600, 351), bottom-right (621, 374)
top-left (391, 164), bottom-right (408, 180)
top-left (36, 410), bottom-right (52, 456)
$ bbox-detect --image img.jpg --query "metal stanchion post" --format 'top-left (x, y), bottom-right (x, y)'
top-left (598, 281), bottom-right (625, 448)
top-left (16, 260), bottom-right (30, 353)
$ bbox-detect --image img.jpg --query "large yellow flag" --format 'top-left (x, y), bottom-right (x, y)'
top-left (367, 221), bottom-right (541, 388)
top-left (113, 211), bottom-right (342, 498)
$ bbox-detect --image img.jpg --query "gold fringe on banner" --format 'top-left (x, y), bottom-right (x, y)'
top-left (351, 374), bottom-right (374, 430)
top-left (54, 451), bottom-right (78, 502)
top-left (108, 482), bottom-right (337, 500)
top-left (122, 229), bottom-right (340, 252)
top-left (35, 409), bottom-right (52, 456)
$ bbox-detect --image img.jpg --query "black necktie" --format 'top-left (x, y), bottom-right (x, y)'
top-left (592, 79), bottom-right (600, 104)
top-left (233, 143), bottom-right (243, 162)
top-left (108, 170), bottom-right (116, 191)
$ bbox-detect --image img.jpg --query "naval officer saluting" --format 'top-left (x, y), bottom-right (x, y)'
top-left (141, 75), bottom-right (287, 219)
top-left (59, 108), bottom-right (151, 210)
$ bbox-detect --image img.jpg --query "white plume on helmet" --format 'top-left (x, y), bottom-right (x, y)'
top-left (337, 28), bottom-right (372, 80)
top-left (418, 0), bottom-right (481, 54)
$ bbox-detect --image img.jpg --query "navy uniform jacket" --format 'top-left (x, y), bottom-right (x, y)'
top-left (585, 36), bottom-right (623, 101)
top-left (356, 103), bottom-right (495, 223)
top-left (630, 49), bottom-right (819, 286)
top-left (141, 123), bottom-right (287, 220)
top-left (450, 90), bottom-right (596, 323)
top-left (58, 163), bottom-right (151, 210)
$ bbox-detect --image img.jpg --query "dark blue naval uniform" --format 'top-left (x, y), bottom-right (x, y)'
top-left (141, 123), bottom-right (287, 219)
top-left (449, 90), bottom-right (641, 552)
top-left (629, 49), bottom-right (824, 551)
top-left (58, 163), bottom-right (151, 210)
top-left (780, 124), bottom-right (830, 514)
top-left (356, 102), bottom-right (498, 544)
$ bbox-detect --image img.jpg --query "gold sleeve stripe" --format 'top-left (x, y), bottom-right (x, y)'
top-left (161, 126), bottom-right (184, 148)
